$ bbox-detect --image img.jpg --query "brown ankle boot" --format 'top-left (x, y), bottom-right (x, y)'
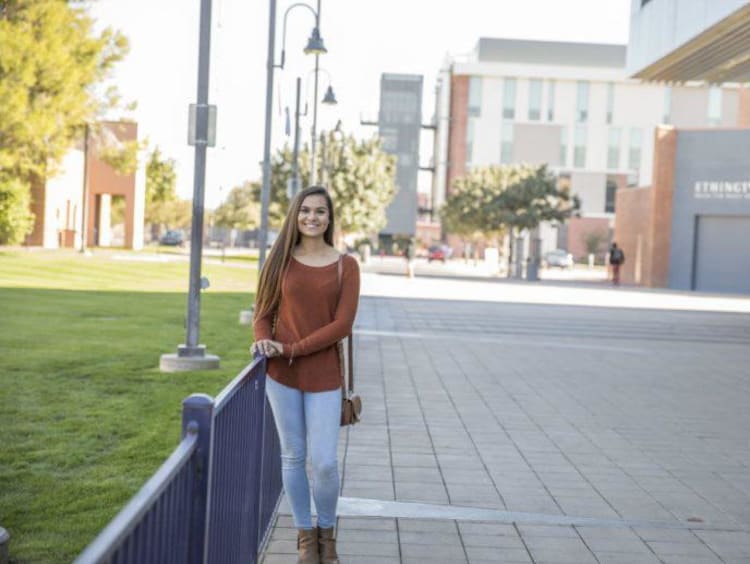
top-left (317, 526), bottom-right (340, 564)
top-left (297, 528), bottom-right (320, 564)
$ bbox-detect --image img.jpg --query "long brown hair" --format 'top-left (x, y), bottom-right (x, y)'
top-left (254, 186), bottom-right (335, 322)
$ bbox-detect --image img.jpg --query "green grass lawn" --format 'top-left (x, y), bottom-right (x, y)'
top-left (0, 249), bottom-right (258, 563)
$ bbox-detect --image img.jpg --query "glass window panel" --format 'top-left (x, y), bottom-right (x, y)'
top-left (559, 126), bottom-right (568, 166)
top-left (576, 81), bottom-right (589, 123)
top-left (466, 118), bottom-right (474, 164)
top-left (468, 76), bottom-right (482, 117)
top-left (605, 176), bottom-right (617, 213)
top-left (503, 78), bottom-right (516, 120)
top-left (574, 126), bottom-right (587, 168)
top-left (547, 80), bottom-right (556, 121)
top-left (528, 79), bottom-right (542, 121)
top-left (607, 127), bottom-right (621, 169)
top-left (606, 82), bottom-right (615, 124)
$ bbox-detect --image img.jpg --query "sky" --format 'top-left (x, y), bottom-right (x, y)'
top-left (87, 0), bottom-right (632, 209)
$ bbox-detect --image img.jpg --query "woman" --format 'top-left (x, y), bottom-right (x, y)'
top-left (252, 186), bottom-right (360, 564)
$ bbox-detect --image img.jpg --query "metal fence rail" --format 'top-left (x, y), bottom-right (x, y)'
top-left (204, 362), bottom-right (282, 563)
top-left (76, 357), bottom-right (282, 564)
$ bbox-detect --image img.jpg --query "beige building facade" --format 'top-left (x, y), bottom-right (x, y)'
top-left (27, 121), bottom-right (145, 250)
top-left (433, 37), bottom-right (749, 258)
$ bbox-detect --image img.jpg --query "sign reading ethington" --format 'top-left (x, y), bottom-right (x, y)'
top-left (693, 181), bottom-right (750, 200)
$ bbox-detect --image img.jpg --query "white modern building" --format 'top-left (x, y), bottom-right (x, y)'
top-left (433, 37), bottom-right (747, 260)
top-left (614, 0), bottom-right (750, 293)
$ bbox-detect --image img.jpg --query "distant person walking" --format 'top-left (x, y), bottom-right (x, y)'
top-left (252, 186), bottom-right (360, 564)
top-left (405, 238), bottom-right (417, 278)
top-left (609, 242), bottom-right (625, 286)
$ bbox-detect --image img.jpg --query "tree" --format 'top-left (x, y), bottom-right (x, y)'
top-left (0, 173), bottom-right (34, 244)
top-left (441, 164), bottom-right (580, 274)
top-left (583, 229), bottom-right (608, 258)
top-left (144, 146), bottom-right (177, 237)
top-left (0, 0), bottom-right (129, 243)
top-left (213, 181), bottom-right (261, 230)
top-left (440, 166), bottom-right (510, 244)
top-left (266, 130), bottom-right (397, 237)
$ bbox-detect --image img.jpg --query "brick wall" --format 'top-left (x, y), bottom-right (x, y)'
top-left (648, 126), bottom-right (676, 287)
top-left (447, 75), bottom-right (468, 195)
top-left (614, 187), bottom-right (652, 285)
top-left (613, 126), bottom-right (676, 288)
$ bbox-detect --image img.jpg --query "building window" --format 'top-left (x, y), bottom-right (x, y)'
top-left (468, 76), bottom-right (482, 117)
top-left (466, 118), bottom-right (474, 164)
top-left (559, 126), bottom-right (568, 166)
top-left (663, 86), bottom-right (672, 124)
top-left (574, 126), bottom-right (587, 168)
top-left (708, 87), bottom-right (722, 126)
top-left (576, 81), bottom-right (589, 123)
top-left (503, 78), bottom-right (516, 120)
top-left (501, 122), bottom-right (513, 163)
top-left (628, 127), bottom-right (642, 185)
top-left (606, 82), bottom-right (615, 124)
top-left (379, 127), bottom-right (398, 152)
top-left (528, 79), bottom-right (542, 121)
top-left (547, 80), bottom-right (556, 121)
top-left (607, 127), bottom-right (621, 169)
top-left (605, 176), bottom-right (617, 213)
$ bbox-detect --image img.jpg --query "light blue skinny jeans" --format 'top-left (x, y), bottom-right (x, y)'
top-left (265, 376), bottom-right (341, 529)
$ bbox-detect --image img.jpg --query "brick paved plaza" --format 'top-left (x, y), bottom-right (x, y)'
top-left (262, 272), bottom-right (750, 563)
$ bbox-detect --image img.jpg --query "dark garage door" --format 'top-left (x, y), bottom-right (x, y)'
top-left (694, 215), bottom-right (750, 294)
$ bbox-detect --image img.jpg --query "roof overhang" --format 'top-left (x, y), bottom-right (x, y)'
top-left (633, 3), bottom-right (750, 83)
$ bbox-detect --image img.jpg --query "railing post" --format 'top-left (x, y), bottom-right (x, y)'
top-left (182, 393), bottom-right (214, 564)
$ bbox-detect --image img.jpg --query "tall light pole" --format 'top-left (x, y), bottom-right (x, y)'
top-left (309, 0), bottom-right (322, 185)
top-left (161, 0), bottom-right (219, 371)
top-left (290, 69), bottom-right (337, 198)
top-left (256, 0), bottom-right (326, 271)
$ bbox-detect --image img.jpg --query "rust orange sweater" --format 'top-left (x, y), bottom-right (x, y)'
top-left (254, 254), bottom-right (360, 392)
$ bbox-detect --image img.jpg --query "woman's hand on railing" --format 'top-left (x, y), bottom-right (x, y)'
top-left (251, 339), bottom-right (283, 358)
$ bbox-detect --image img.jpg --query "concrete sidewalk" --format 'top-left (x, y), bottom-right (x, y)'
top-left (262, 275), bottom-right (750, 563)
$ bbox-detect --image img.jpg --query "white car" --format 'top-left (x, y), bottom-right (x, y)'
top-left (544, 249), bottom-right (574, 268)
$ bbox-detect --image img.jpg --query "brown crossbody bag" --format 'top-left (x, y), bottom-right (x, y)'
top-left (337, 256), bottom-right (362, 426)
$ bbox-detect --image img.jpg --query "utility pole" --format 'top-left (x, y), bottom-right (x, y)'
top-left (160, 0), bottom-right (219, 371)
top-left (257, 0), bottom-right (277, 271)
top-left (309, 0), bottom-right (321, 184)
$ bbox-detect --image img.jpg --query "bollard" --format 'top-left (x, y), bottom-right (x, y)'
top-left (0, 527), bottom-right (9, 564)
top-left (182, 393), bottom-right (214, 564)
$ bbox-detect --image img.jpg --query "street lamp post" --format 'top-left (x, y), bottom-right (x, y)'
top-left (291, 77), bottom-right (302, 197)
top-left (290, 68), bottom-right (337, 198)
top-left (256, 0), bottom-right (326, 271)
top-left (160, 0), bottom-right (219, 371)
top-left (309, 0), bottom-right (322, 185)
top-left (240, 0), bottom-right (327, 326)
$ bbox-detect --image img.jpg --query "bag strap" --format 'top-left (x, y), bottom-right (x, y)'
top-left (337, 255), bottom-right (354, 394)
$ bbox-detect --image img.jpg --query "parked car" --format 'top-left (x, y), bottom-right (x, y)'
top-left (159, 230), bottom-right (184, 246)
top-left (427, 245), bottom-right (452, 263)
top-left (543, 249), bottom-right (574, 268)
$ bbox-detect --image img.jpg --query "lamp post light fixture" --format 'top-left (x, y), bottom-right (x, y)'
top-left (257, 0), bottom-right (326, 273)
top-left (288, 67), bottom-right (337, 199)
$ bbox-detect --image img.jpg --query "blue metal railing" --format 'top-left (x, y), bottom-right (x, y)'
top-left (75, 356), bottom-right (282, 564)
